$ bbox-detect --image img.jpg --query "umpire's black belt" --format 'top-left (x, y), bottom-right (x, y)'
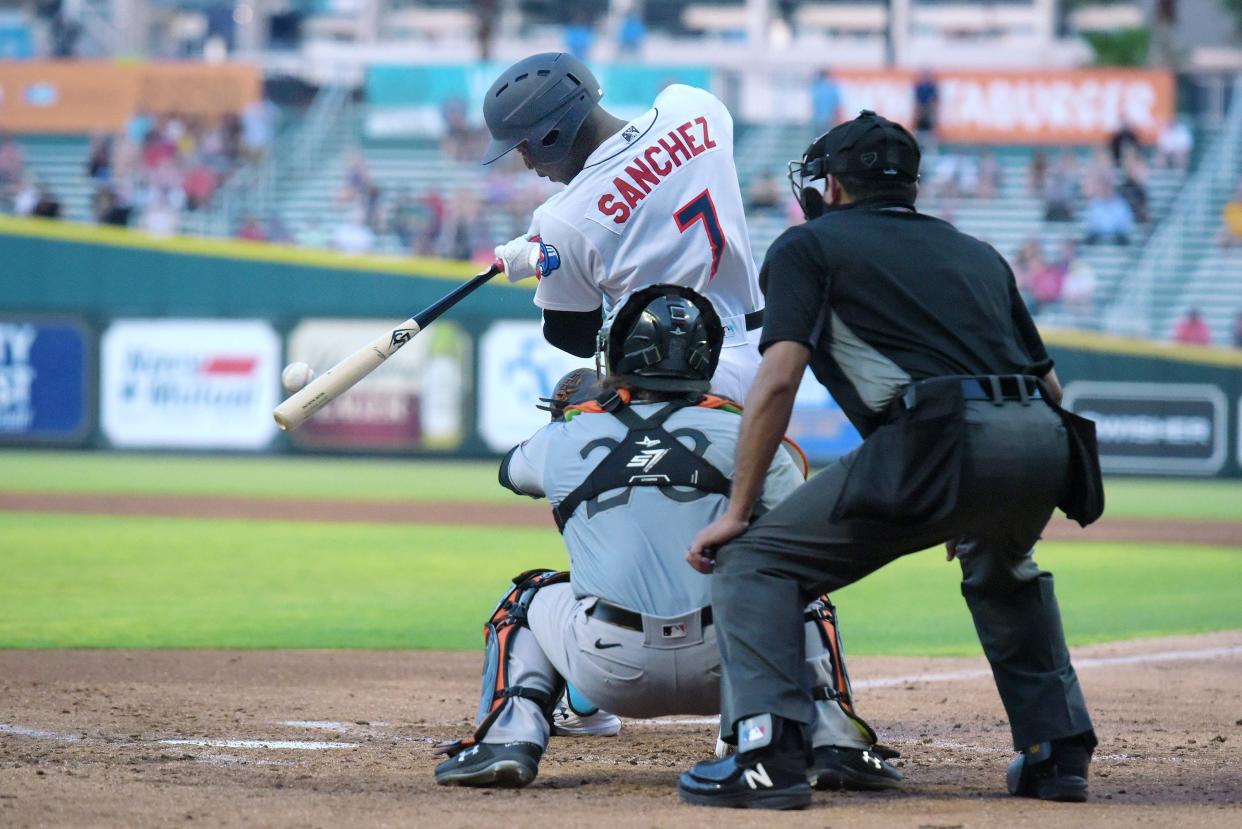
top-left (896, 374), bottom-right (1042, 414)
top-left (588, 599), bottom-right (713, 632)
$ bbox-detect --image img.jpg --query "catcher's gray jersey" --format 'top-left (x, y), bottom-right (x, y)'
top-left (502, 402), bottom-right (803, 617)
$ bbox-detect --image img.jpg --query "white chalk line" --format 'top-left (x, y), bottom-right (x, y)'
top-left (0, 723), bottom-right (82, 741)
top-left (628, 644), bottom-right (1242, 728)
top-left (277, 720), bottom-right (390, 732)
top-left (159, 739), bottom-right (357, 750)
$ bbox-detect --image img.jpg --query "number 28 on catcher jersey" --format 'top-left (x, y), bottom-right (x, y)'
top-left (531, 84), bottom-right (763, 339)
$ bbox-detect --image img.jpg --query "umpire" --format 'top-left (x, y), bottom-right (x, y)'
top-left (677, 111), bottom-right (1104, 811)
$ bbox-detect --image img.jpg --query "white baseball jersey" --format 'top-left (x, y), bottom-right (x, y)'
top-left (530, 85), bottom-right (764, 345)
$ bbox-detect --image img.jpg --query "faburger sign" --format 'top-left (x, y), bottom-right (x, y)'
top-left (1062, 381), bottom-right (1227, 476)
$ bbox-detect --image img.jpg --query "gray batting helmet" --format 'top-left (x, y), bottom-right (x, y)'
top-left (597, 285), bottom-right (723, 394)
top-left (482, 52), bottom-right (603, 166)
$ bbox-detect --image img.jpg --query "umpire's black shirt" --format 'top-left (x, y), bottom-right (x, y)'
top-left (760, 199), bottom-right (1052, 438)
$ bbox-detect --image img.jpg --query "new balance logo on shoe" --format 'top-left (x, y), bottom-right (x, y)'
top-left (742, 762), bottom-right (773, 790)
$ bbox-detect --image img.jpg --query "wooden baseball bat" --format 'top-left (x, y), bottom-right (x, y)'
top-left (273, 261), bottom-right (503, 432)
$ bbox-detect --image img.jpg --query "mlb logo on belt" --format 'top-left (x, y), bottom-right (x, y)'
top-left (661, 623), bottom-right (687, 639)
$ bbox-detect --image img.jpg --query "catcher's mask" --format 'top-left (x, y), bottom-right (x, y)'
top-left (596, 284), bottom-right (723, 394)
top-left (788, 109), bottom-right (921, 220)
top-left (537, 367), bottom-right (603, 422)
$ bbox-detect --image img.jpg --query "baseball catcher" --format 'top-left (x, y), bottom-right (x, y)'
top-left (433, 285), bottom-right (900, 791)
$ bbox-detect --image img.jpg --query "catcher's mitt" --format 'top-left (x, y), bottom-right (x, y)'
top-left (537, 367), bottom-right (603, 421)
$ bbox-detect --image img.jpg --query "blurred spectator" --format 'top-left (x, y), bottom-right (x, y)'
top-left (617, 7), bottom-right (646, 55)
top-left (811, 70), bottom-right (842, 131)
top-left (236, 215), bottom-right (267, 242)
top-left (1232, 312), bottom-right (1242, 349)
top-left (1011, 237), bottom-right (1046, 301)
top-left (87, 134), bottom-right (113, 183)
top-left (1155, 119), bottom-right (1193, 169)
top-left (472, 0), bottom-right (498, 59)
top-left (13, 177), bottom-right (40, 215)
top-left (747, 173), bottom-right (783, 214)
top-left (1083, 181), bottom-right (1134, 245)
top-left (182, 160), bottom-right (219, 210)
top-left (333, 208), bottom-right (375, 254)
top-left (913, 69), bottom-right (939, 142)
top-left (1042, 153), bottom-right (1079, 222)
top-left (976, 149), bottom-right (1001, 199)
top-left (0, 133), bottom-right (23, 207)
top-left (1173, 309), bottom-right (1212, 345)
top-left (1028, 254), bottom-right (1065, 312)
top-left (31, 185), bottom-right (61, 219)
top-left (240, 99), bottom-right (278, 161)
top-left (565, 14), bottom-right (595, 60)
top-left (141, 185), bottom-right (182, 236)
top-left (1027, 149), bottom-right (1048, 196)
top-left (1060, 242), bottom-right (1097, 326)
top-left (930, 152), bottom-right (977, 199)
top-left (1108, 121), bottom-right (1141, 166)
top-left (296, 217), bottom-right (330, 249)
top-left (126, 108), bottom-right (156, 147)
top-left (1117, 153), bottom-right (1149, 224)
top-left (92, 186), bottom-right (132, 227)
top-left (1219, 180), bottom-right (1242, 247)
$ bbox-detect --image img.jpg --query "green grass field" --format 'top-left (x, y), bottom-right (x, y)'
top-left (2, 450), bottom-right (1240, 653)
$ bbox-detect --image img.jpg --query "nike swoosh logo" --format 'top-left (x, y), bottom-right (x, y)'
top-left (594, 639), bottom-right (622, 649)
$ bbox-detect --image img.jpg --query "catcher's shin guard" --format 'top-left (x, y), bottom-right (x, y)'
top-left (806, 597), bottom-right (878, 746)
top-left (435, 569), bottom-right (569, 758)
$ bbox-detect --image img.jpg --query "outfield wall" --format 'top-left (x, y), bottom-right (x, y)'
top-left (3, 218), bottom-right (1241, 477)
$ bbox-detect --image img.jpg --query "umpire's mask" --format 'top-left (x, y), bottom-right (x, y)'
top-left (788, 109), bottom-right (921, 220)
top-left (596, 285), bottom-right (724, 394)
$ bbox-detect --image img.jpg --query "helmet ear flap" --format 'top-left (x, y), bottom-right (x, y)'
top-left (799, 186), bottom-right (826, 220)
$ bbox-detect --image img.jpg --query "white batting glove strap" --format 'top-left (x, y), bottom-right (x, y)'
top-left (495, 236), bottom-right (542, 283)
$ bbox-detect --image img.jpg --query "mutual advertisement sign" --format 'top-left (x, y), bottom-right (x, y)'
top-left (742, 69), bottom-right (1174, 144)
top-left (365, 63), bottom-right (711, 137)
top-left (787, 372), bottom-right (862, 464)
top-left (286, 319), bottom-right (469, 451)
top-left (478, 321), bottom-right (592, 452)
top-left (1062, 381), bottom-right (1227, 475)
top-left (0, 62), bottom-right (262, 133)
top-left (0, 317), bottom-right (91, 444)
top-left (101, 320), bottom-right (280, 450)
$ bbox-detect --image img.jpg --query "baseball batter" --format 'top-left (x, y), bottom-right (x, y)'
top-left (433, 286), bottom-right (900, 792)
top-left (482, 52), bottom-right (764, 402)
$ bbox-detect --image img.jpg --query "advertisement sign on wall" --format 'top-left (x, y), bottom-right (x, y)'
top-left (1062, 381), bottom-right (1227, 475)
top-left (286, 319), bottom-right (470, 451)
top-left (0, 62), bottom-right (262, 133)
top-left (0, 317), bottom-right (91, 444)
top-left (787, 373), bottom-right (862, 465)
top-left (742, 69), bottom-right (1174, 144)
top-left (101, 319), bottom-right (280, 450)
top-left (478, 320), bottom-right (591, 452)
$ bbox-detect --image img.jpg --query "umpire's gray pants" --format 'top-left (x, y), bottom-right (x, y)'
top-left (484, 583), bottom-right (871, 751)
top-left (714, 399), bottom-right (1094, 750)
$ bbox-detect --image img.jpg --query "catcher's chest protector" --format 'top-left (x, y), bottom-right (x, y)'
top-left (436, 569), bottom-right (570, 758)
top-left (552, 399), bottom-right (732, 532)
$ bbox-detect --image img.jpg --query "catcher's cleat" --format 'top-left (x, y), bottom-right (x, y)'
top-left (678, 715), bottom-right (812, 810)
top-left (1007, 732), bottom-right (1095, 803)
top-left (434, 741), bottom-right (542, 788)
top-left (807, 745), bottom-right (903, 791)
top-left (551, 704), bottom-right (622, 737)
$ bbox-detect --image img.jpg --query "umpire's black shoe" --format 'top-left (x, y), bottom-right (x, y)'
top-left (808, 745), bottom-right (903, 791)
top-left (678, 714), bottom-right (812, 810)
top-left (1007, 731), bottom-right (1096, 803)
top-left (434, 741), bottom-right (542, 788)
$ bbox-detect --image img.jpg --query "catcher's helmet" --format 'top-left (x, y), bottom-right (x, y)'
top-left (482, 52), bottom-right (603, 167)
top-left (597, 285), bottom-right (723, 394)
top-left (538, 367), bottom-right (603, 421)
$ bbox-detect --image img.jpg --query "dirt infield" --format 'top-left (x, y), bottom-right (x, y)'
top-left (2, 633), bottom-right (1240, 828)
top-left (2, 490), bottom-right (1241, 547)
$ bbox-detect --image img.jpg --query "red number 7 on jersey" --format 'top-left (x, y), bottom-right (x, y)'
top-left (674, 188), bottom-right (727, 279)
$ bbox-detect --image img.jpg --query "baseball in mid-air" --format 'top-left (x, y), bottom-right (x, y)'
top-left (281, 362), bottom-right (316, 392)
